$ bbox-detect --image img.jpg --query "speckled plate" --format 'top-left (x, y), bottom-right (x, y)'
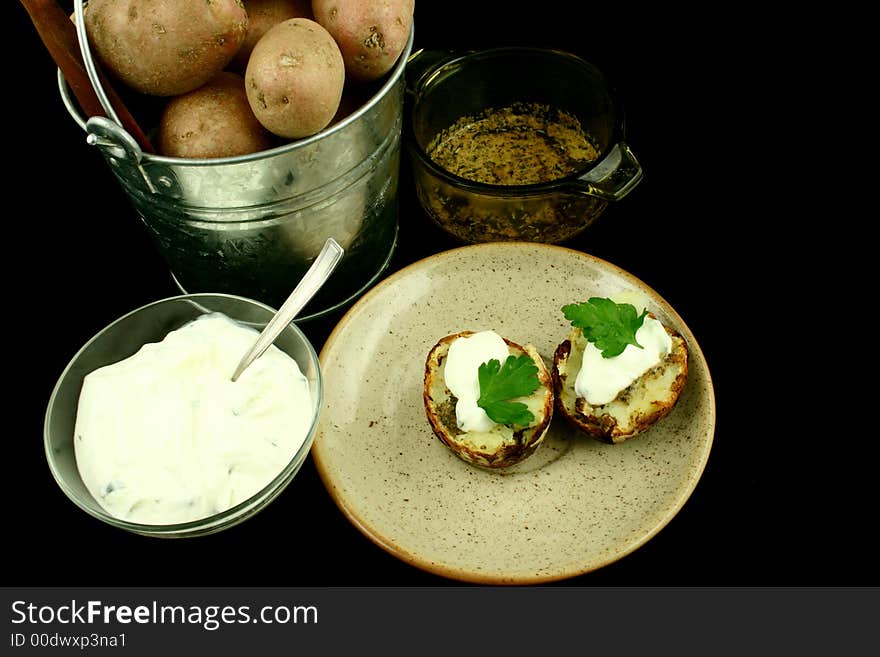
top-left (312, 243), bottom-right (715, 584)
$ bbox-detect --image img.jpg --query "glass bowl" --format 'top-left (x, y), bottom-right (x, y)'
top-left (44, 293), bottom-right (323, 538)
top-left (405, 47), bottom-right (643, 244)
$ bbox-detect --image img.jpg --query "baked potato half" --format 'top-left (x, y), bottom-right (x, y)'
top-left (423, 331), bottom-right (554, 468)
top-left (552, 320), bottom-right (688, 444)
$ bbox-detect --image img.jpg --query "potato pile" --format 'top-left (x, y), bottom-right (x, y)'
top-left (83, 0), bottom-right (414, 158)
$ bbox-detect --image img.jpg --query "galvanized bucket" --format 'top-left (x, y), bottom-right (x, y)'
top-left (59, 2), bottom-right (414, 321)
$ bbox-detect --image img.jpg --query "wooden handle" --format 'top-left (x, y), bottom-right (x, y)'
top-left (20, 0), bottom-right (156, 154)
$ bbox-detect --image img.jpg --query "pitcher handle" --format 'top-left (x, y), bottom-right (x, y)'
top-left (563, 142), bottom-right (643, 201)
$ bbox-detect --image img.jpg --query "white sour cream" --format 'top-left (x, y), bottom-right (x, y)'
top-left (73, 313), bottom-right (313, 525)
top-left (574, 316), bottom-right (672, 405)
top-left (443, 330), bottom-right (510, 432)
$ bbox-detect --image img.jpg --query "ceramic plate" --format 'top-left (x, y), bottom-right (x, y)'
top-left (312, 243), bottom-right (715, 584)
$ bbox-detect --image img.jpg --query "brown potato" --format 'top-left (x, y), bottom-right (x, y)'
top-left (245, 18), bottom-right (345, 138)
top-left (84, 0), bottom-right (249, 96)
top-left (158, 72), bottom-right (274, 158)
top-left (311, 0), bottom-right (413, 82)
top-left (229, 0), bottom-right (314, 73)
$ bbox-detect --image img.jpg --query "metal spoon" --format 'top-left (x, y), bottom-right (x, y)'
top-left (231, 238), bottom-right (344, 382)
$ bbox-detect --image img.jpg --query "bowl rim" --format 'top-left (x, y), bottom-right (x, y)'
top-left (43, 292), bottom-right (323, 537)
top-left (405, 45), bottom-right (629, 196)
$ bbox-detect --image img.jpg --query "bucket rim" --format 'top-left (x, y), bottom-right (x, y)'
top-left (57, 23), bottom-right (415, 167)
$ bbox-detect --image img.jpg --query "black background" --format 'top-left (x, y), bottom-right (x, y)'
top-left (8, 2), bottom-right (869, 589)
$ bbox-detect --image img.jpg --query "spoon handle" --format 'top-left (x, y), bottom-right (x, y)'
top-left (231, 238), bottom-right (344, 382)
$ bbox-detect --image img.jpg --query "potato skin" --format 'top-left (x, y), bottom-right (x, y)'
top-left (157, 72), bottom-right (274, 159)
top-left (84, 0), bottom-right (249, 96)
top-left (423, 331), bottom-right (554, 469)
top-left (311, 0), bottom-right (413, 82)
top-left (551, 321), bottom-right (689, 444)
top-left (245, 18), bottom-right (345, 138)
top-left (229, 0), bottom-right (314, 73)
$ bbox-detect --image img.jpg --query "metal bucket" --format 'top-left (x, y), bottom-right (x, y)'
top-left (59, 3), bottom-right (414, 321)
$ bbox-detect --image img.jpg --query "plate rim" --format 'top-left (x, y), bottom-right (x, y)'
top-left (312, 242), bottom-right (716, 584)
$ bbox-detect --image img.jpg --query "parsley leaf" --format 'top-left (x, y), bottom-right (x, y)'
top-left (477, 355), bottom-right (541, 426)
top-left (562, 297), bottom-right (648, 358)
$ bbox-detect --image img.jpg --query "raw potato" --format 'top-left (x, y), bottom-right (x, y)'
top-left (423, 331), bottom-right (554, 469)
top-left (312, 0), bottom-right (413, 82)
top-left (245, 18), bottom-right (345, 138)
top-left (84, 0), bottom-right (249, 96)
top-left (158, 72), bottom-right (274, 159)
top-left (229, 0), bottom-right (314, 73)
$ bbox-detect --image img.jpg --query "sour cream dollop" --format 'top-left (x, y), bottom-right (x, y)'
top-left (443, 330), bottom-right (510, 432)
top-left (574, 316), bottom-right (672, 405)
top-left (73, 313), bottom-right (313, 525)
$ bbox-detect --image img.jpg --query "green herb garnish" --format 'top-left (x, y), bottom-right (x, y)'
top-left (562, 297), bottom-right (647, 358)
top-left (477, 355), bottom-right (541, 426)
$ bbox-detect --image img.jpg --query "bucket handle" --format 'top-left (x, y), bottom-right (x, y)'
top-left (64, 0), bottom-right (158, 194)
top-left (67, 0), bottom-right (155, 155)
top-left (72, 0), bottom-right (121, 127)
